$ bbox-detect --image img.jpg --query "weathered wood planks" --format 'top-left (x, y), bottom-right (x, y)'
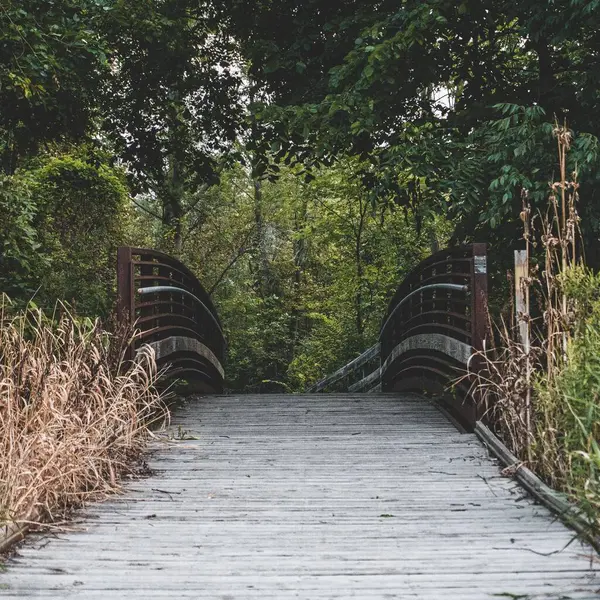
top-left (1, 393), bottom-right (598, 599)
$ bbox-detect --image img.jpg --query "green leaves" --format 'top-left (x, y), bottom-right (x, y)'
top-left (0, 0), bottom-right (111, 172)
top-left (0, 174), bottom-right (47, 298)
top-left (215, 0), bottom-right (600, 267)
top-left (0, 147), bottom-right (131, 315)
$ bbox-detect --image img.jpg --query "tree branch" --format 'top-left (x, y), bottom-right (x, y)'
top-left (208, 227), bottom-right (256, 295)
top-left (131, 197), bottom-right (162, 221)
top-left (181, 183), bottom-right (210, 217)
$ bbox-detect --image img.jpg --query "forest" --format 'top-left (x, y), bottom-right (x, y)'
top-left (2, 0), bottom-right (600, 541)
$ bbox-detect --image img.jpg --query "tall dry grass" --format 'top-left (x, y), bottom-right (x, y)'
top-left (0, 298), bottom-right (167, 532)
top-left (470, 123), bottom-right (600, 537)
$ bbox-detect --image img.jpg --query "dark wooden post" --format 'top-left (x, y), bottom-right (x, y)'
top-left (117, 247), bottom-right (134, 361)
top-left (471, 243), bottom-right (489, 421)
top-left (471, 243), bottom-right (488, 353)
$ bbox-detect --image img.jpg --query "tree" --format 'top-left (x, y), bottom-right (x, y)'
top-left (221, 0), bottom-right (600, 263)
top-left (101, 0), bottom-right (245, 251)
top-left (0, 0), bottom-right (110, 173)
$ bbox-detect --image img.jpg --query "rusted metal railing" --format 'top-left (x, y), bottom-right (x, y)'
top-left (307, 244), bottom-right (488, 430)
top-left (117, 247), bottom-right (225, 393)
top-left (379, 243), bottom-right (488, 428)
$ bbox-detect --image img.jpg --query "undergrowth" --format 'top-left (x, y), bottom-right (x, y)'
top-left (0, 298), bottom-right (167, 533)
top-left (472, 123), bottom-right (600, 541)
top-left (534, 268), bottom-right (600, 522)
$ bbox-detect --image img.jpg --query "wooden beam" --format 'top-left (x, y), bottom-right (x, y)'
top-left (474, 421), bottom-right (599, 552)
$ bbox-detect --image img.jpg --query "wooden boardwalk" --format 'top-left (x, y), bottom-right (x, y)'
top-left (1, 393), bottom-right (598, 599)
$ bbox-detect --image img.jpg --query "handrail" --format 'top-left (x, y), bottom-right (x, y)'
top-left (308, 343), bottom-right (381, 393)
top-left (379, 283), bottom-right (468, 339)
top-left (129, 247), bottom-right (223, 328)
top-left (137, 285), bottom-right (224, 338)
top-left (117, 247), bottom-right (225, 393)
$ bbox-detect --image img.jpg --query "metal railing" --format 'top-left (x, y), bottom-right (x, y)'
top-left (117, 247), bottom-right (225, 393)
top-left (307, 244), bottom-right (488, 430)
top-left (307, 344), bottom-right (381, 393)
top-left (379, 243), bottom-right (488, 428)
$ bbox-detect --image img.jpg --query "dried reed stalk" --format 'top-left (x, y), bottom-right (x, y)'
top-left (470, 121), bottom-right (581, 472)
top-left (0, 298), bottom-right (167, 532)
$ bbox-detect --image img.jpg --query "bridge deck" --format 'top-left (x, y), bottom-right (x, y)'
top-left (1, 394), bottom-right (598, 599)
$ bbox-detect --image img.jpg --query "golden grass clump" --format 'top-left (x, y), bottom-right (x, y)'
top-left (0, 299), bottom-right (167, 531)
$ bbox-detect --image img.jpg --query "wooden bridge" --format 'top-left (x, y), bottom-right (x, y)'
top-left (1, 245), bottom-right (598, 599)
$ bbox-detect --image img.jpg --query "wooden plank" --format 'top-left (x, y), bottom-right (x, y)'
top-left (1, 394), bottom-right (597, 600)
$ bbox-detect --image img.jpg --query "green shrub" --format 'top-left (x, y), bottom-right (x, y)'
top-left (0, 175), bottom-right (48, 299)
top-left (534, 267), bottom-right (600, 527)
top-left (31, 153), bottom-right (130, 316)
top-left (0, 149), bottom-right (131, 316)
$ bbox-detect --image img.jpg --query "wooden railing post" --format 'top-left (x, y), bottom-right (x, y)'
top-left (471, 243), bottom-right (489, 421)
top-left (471, 243), bottom-right (488, 354)
top-left (514, 249), bottom-right (529, 350)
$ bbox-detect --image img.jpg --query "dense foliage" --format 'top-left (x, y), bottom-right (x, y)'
top-left (0, 147), bottom-right (129, 313)
top-left (0, 0), bottom-right (114, 173)
top-left (1, 2), bottom-right (600, 408)
top-left (220, 0), bottom-right (600, 265)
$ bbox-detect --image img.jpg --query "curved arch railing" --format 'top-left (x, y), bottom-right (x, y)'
top-left (117, 247), bottom-right (225, 393)
top-left (379, 243), bottom-right (488, 428)
top-left (308, 244), bottom-right (488, 430)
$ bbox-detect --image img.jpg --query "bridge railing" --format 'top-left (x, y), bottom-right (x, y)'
top-left (307, 244), bottom-right (488, 430)
top-left (307, 343), bottom-right (381, 393)
top-left (117, 247), bottom-right (225, 393)
top-left (380, 243), bottom-right (488, 428)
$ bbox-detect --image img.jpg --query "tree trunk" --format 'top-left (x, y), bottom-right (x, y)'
top-left (354, 198), bottom-right (366, 344)
top-left (290, 194), bottom-right (309, 353)
top-left (253, 177), bottom-right (273, 297)
top-left (162, 156), bottom-right (184, 253)
top-left (534, 38), bottom-right (557, 114)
